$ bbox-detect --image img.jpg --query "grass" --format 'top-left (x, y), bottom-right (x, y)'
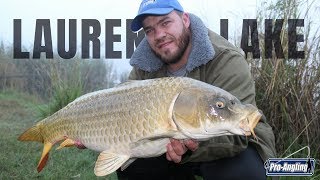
top-left (0, 91), bottom-right (118, 179)
top-left (37, 80), bottom-right (83, 119)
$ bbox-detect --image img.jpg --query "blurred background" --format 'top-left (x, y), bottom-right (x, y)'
top-left (0, 0), bottom-right (319, 179)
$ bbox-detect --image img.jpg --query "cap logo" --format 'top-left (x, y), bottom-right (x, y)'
top-left (142, 0), bottom-right (156, 8)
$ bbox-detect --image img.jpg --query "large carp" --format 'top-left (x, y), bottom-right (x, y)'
top-left (18, 77), bottom-right (261, 176)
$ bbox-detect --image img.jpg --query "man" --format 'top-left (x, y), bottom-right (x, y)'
top-left (117, 0), bottom-right (276, 179)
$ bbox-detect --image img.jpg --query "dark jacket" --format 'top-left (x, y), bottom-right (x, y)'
top-left (128, 13), bottom-right (276, 163)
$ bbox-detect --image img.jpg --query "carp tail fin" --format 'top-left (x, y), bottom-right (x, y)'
top-left (18, 125), bottom-right (43, 143)
top-left (37, 142), bottom-right (53, 172)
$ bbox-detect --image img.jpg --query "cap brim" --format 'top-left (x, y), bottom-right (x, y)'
top-left (131, 7), bottom-right (174, 32)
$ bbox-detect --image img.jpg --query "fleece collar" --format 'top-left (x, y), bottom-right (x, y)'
top-left (130, 13), bottom-right (215, 72)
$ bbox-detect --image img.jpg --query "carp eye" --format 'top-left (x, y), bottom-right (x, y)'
top-left (216, 101), bottom-right (225, 109)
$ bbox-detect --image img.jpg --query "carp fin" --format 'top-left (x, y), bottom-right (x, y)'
top-left (37, 142), bottom-right (53, 172)
top-left (18, 125), bottom-right (43, 143)
top-left (56, 138), bottom-right (75, 150)
top-left (120, 158), bottom-right (136, 171)
top-left (94, 151), bottom-right (129, 177)
top-left (130, 138), bottom-right (169, 158)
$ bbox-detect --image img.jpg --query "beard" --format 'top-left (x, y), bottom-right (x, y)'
top-left (152, 25), bottom-right (191, 65)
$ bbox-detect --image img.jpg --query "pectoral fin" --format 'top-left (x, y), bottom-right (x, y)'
top-left (120, 158), bottom-right (136, 171)
top-left (94, 151), bottom-right (129, 176)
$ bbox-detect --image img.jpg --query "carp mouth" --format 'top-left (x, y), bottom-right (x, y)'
top-left (239, 110), bottom-right (262, 138)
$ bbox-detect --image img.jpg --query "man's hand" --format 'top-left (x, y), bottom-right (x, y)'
top-left (166, 139), bottom-right (199, 163)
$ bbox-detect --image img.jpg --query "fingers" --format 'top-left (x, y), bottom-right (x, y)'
top-left (184, 139), bottom-right (199, 152)
top-left (166, 139), bottom-right (199, 163)
top-left (170, 139), bottom-right (188, 155)
top-left (166, 139), bottom-right (186, 163)
top-left (166, 143), bottom-right (182, 163)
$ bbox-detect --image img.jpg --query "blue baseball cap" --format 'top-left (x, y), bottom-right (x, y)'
top-left (131, 0), bottom-right (184, 32)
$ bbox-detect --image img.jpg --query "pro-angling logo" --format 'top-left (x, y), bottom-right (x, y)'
top-left (265, 158), bottom-right (316, 176)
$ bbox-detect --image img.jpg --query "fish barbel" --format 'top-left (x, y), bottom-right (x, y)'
top-left (18, 77), bottom-right (261, 176)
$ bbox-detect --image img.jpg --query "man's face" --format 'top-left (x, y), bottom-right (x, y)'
top-left (142, 11), bottom-right (191, 64)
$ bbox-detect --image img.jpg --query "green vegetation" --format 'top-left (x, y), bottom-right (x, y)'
top-left (0, 91), bottom-right (117, 179)
top-left (36, 63), bottom-right (83, 119)
top-left (253, 1), bottom-right (320, 178)
top-left (253, 0), bottom-right (320, 164)
top-left (0, 54), bottom-right (126, 179)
